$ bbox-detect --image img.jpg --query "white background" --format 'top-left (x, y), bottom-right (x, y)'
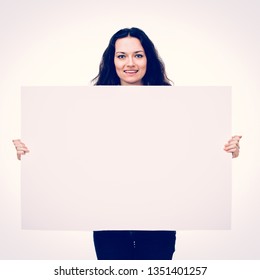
top-left (0, 0), bottom-right (259, 259)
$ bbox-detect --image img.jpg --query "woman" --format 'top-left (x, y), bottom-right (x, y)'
top-left (13, 27), bottom-right (242, 260)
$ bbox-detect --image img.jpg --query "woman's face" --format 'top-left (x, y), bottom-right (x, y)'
top-left (114, 36), bottom-right (147, 86)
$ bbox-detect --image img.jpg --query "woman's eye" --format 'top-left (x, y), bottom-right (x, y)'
top-left (117, 55), bottom-right (125, 59)
top-left (135, 54), bottom-right (143, 58)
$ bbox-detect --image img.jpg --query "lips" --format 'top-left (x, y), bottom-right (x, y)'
top-left (124, 70), bottom-right (138, 74)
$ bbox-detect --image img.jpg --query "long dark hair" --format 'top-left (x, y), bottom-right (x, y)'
top-left (92, 27), bottom-right (172, 85)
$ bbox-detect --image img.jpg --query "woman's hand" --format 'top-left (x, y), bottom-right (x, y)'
top-left (224, 135), bottom-right (242, 158)
top-left (12, 139), bottom-right (30, 160)
top-left (12, 136), bottom-right (242, 160)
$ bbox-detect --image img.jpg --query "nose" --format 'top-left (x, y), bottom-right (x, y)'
top-left (126, 56), bottom-right (135, 67)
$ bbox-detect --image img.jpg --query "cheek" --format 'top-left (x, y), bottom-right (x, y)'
top-left (114, 60), bottom-right (123, 71)
top-left (142, 59), bottom-right (147, 71)
top-left (114, 63), bottom-right (122, 78)
top-left (114, 59), bottom-right (118, 70)
top-left (142, 62), bottom-right (147, 74)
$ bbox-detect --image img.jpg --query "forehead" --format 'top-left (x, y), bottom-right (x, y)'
top-left (115, 37), bottom-right (144, 52)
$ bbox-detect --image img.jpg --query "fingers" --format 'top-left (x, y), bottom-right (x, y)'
top-left (231, 135), bottom-right (242, 140)
top-left (224, 135), bottom-right (242, 159)
top-left (12, 139), bottom-right (30, 160)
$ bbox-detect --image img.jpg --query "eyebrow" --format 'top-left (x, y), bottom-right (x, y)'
top-left (115, 50), bottom-right (145, 54)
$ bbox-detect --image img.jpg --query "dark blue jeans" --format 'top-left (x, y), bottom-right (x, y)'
top-left (93, 230), bottom-right (176, 260)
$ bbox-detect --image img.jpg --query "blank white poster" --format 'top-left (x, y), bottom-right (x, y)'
top-left (21, 86), bottom-right (231, 230)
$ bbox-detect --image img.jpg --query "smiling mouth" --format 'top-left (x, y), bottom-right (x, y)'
top-left (124, 70), bottom-right (138, 74)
